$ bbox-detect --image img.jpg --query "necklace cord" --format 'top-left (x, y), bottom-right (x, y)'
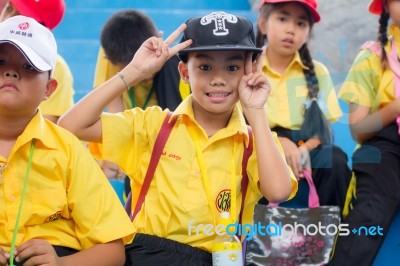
top-left (9, 139), bottom-right (36, 266)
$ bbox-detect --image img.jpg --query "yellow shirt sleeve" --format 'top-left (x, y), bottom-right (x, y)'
top-left (338, 47), bottom-right (395, 113)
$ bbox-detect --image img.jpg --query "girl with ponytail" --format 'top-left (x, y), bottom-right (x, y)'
top-left (330, 0), bottom-right (400, 264)
top-left (257, 0), bottom-right (351, 212)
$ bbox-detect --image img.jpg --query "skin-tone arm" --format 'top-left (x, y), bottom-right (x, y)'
top-left (58, 24), bottom-right (192, 142)
top-left (278, 136), bottom-right (321, 179)
top-left (240, 48), bottom-right (293, 203)
top-left (11, 239), bottom-right (124, 266)
top-left (106, 97), bottom-right (125, 113)
top-left (349, 99), bottom-right (400, 144)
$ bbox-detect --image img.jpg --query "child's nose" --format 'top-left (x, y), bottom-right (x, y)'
top-left (209, 73), bottom-right (227, 87)
top-left (4, 70), bottom-right (19, 79)
top-left (285, 22), bottom-right (295, 34)
top-left (210, 78), bottom-right (226, 87)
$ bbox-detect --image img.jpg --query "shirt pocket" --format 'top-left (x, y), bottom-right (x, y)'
top-left (181, 174), bottom-right (203, 213)
top-left (26, 189), bottom-right (68, 226)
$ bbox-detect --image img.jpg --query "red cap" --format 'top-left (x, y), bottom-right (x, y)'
top-left (259, 0), bottom-right (320, 23)
top-left (10, 0), bottom-right (65, 30)
top-left (368, 0), bottom-right (383, 15)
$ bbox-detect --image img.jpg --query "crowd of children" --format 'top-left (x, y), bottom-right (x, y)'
top-left (0, 0), bottom-right (397, 265)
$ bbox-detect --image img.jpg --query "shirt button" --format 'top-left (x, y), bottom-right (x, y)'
top-left (9, 195), bottom-right (15, 201)
top-left (196, 172), bottom-right (201, 178)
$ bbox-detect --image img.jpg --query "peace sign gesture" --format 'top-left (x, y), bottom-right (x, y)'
top-left (125, 23), bottom-right (192, 81)
top-left (238, 46), bottom-right (270, 111)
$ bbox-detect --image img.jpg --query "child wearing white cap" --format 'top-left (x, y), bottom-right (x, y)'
top-left (59, 11), bottom-right (297, 265)
top-left (0, 0), bottom-right (75, 123)
top-left (0, 15), bottom-right (134, 266)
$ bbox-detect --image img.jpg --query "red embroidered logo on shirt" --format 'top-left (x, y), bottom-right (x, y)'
top-left (161, 150), bottom-right (182, 161)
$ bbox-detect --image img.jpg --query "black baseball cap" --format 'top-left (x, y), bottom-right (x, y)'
top-left (178, 11), bottom-right (262, 62)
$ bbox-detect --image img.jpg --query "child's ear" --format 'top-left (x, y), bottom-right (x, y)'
top-left (178, 61), bottom-right (189, 83)
top-left (257, 17), bottom-right (267, 35)
top-left (44, 78), bottom-right (58, 100)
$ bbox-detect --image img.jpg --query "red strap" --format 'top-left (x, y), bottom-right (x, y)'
top-left (128, 119), bottom-right (253, 222)
top-left (130, 112), bottom-right (176, 220)
top-left (238, 125), bottom-right (253, 225)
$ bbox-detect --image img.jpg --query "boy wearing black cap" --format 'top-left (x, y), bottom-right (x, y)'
top-left (0, 16), bottom-right (134, 266)
top-left (59, 11), bottom-right (297, 265)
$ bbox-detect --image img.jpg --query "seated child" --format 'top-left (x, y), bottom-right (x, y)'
top-left (0, 15), bottom-right (134, 266)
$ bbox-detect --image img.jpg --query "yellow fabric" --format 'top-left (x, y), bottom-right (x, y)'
top-left (0, 111), bottom-right (134, 251)
top-left (123, 79), bottom-right (157, 109)
top-left (89, 96), bottom-right (297, 252)
top-left (262, 52), bottom-right (342, 129)
top-left (342, 172), bottom-right (357, 218)
top-left (93, 47), bottom-right (190, 106)
top-left (39, 55), bottom-right (74, 116)
top-left (339, 25), bottom-right (400, 112)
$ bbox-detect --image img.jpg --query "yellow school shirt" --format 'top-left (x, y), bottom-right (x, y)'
top-left (93, 47), bottom-right (190, 108)
top-left (339, 24), bottom-right (400, 112)
top-left (0, 110), bottom-right (134, 251)
top-left (263, 52), bottom-right (342, 129)
top-left (90, 96), bottom-right (297, 252)
top-left (39, 55), bottom-right (75, 116)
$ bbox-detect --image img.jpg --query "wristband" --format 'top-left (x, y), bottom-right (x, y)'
top-left (117, 72), bottom-right (130, 90)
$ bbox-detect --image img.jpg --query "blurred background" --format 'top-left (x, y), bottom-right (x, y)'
top-left (51, 0), bottom-right (377, 103)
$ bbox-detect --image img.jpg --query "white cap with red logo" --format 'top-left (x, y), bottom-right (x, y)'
top-left (0, 15), bottom-right (57, 76)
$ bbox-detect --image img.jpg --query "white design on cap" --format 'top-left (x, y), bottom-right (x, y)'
top-left (0, 15), bottom-right (57, 76)
top-left (200, 11), bottom-right (238, 36)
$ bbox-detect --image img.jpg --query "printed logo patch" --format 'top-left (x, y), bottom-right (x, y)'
top-left (44, 211), bottom-right (62, 223)
top-left (200, 11), bottom-right (238, 36)
top-left (18, 22), bottom-right (30, 30)
top-left (216, 189), bottom-right (231, 212)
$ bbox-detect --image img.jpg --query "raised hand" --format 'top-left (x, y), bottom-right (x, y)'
top-left (124, 23), bottom-right (192, 82)
top-left (238, 46), bottom-right (270, 110)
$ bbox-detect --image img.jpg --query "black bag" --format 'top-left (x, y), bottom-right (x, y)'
top-left (245, 169), bottom-right (340, 265)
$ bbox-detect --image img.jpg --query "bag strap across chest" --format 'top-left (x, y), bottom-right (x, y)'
top-left (125, 112), bottom-right (253, 224)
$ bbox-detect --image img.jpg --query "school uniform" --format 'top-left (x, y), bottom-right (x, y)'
top-left (39, 55), bottom-right (75, 117)
top-left (94, 48), bottom-right (191, 196)
top-left (330, 24), bottom-right (400, 266)
top-left (89, 96), bottom-right (298, 264)
top-left (261, 52), bottom-right (351, 210)
top-left (0, 110), bottom-right (134, 252)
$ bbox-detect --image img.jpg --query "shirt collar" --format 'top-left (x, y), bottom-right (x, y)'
top-left (262, 51), bottom-right (308, 76)
top-left (17, 109), bottom-right (58, 150)
top-left (172, 95), bottom-right (251, 146)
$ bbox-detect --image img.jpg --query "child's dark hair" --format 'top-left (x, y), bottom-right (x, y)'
top-left (100, 10), bottom-right (158, 66)
top-left (377, 6), bottom-right (390, 69)
top-left (257, 3), bottom-right (333, 144)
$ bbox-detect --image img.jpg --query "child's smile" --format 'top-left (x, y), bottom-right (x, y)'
top-left (205, 90), bottom-right (232, 103)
